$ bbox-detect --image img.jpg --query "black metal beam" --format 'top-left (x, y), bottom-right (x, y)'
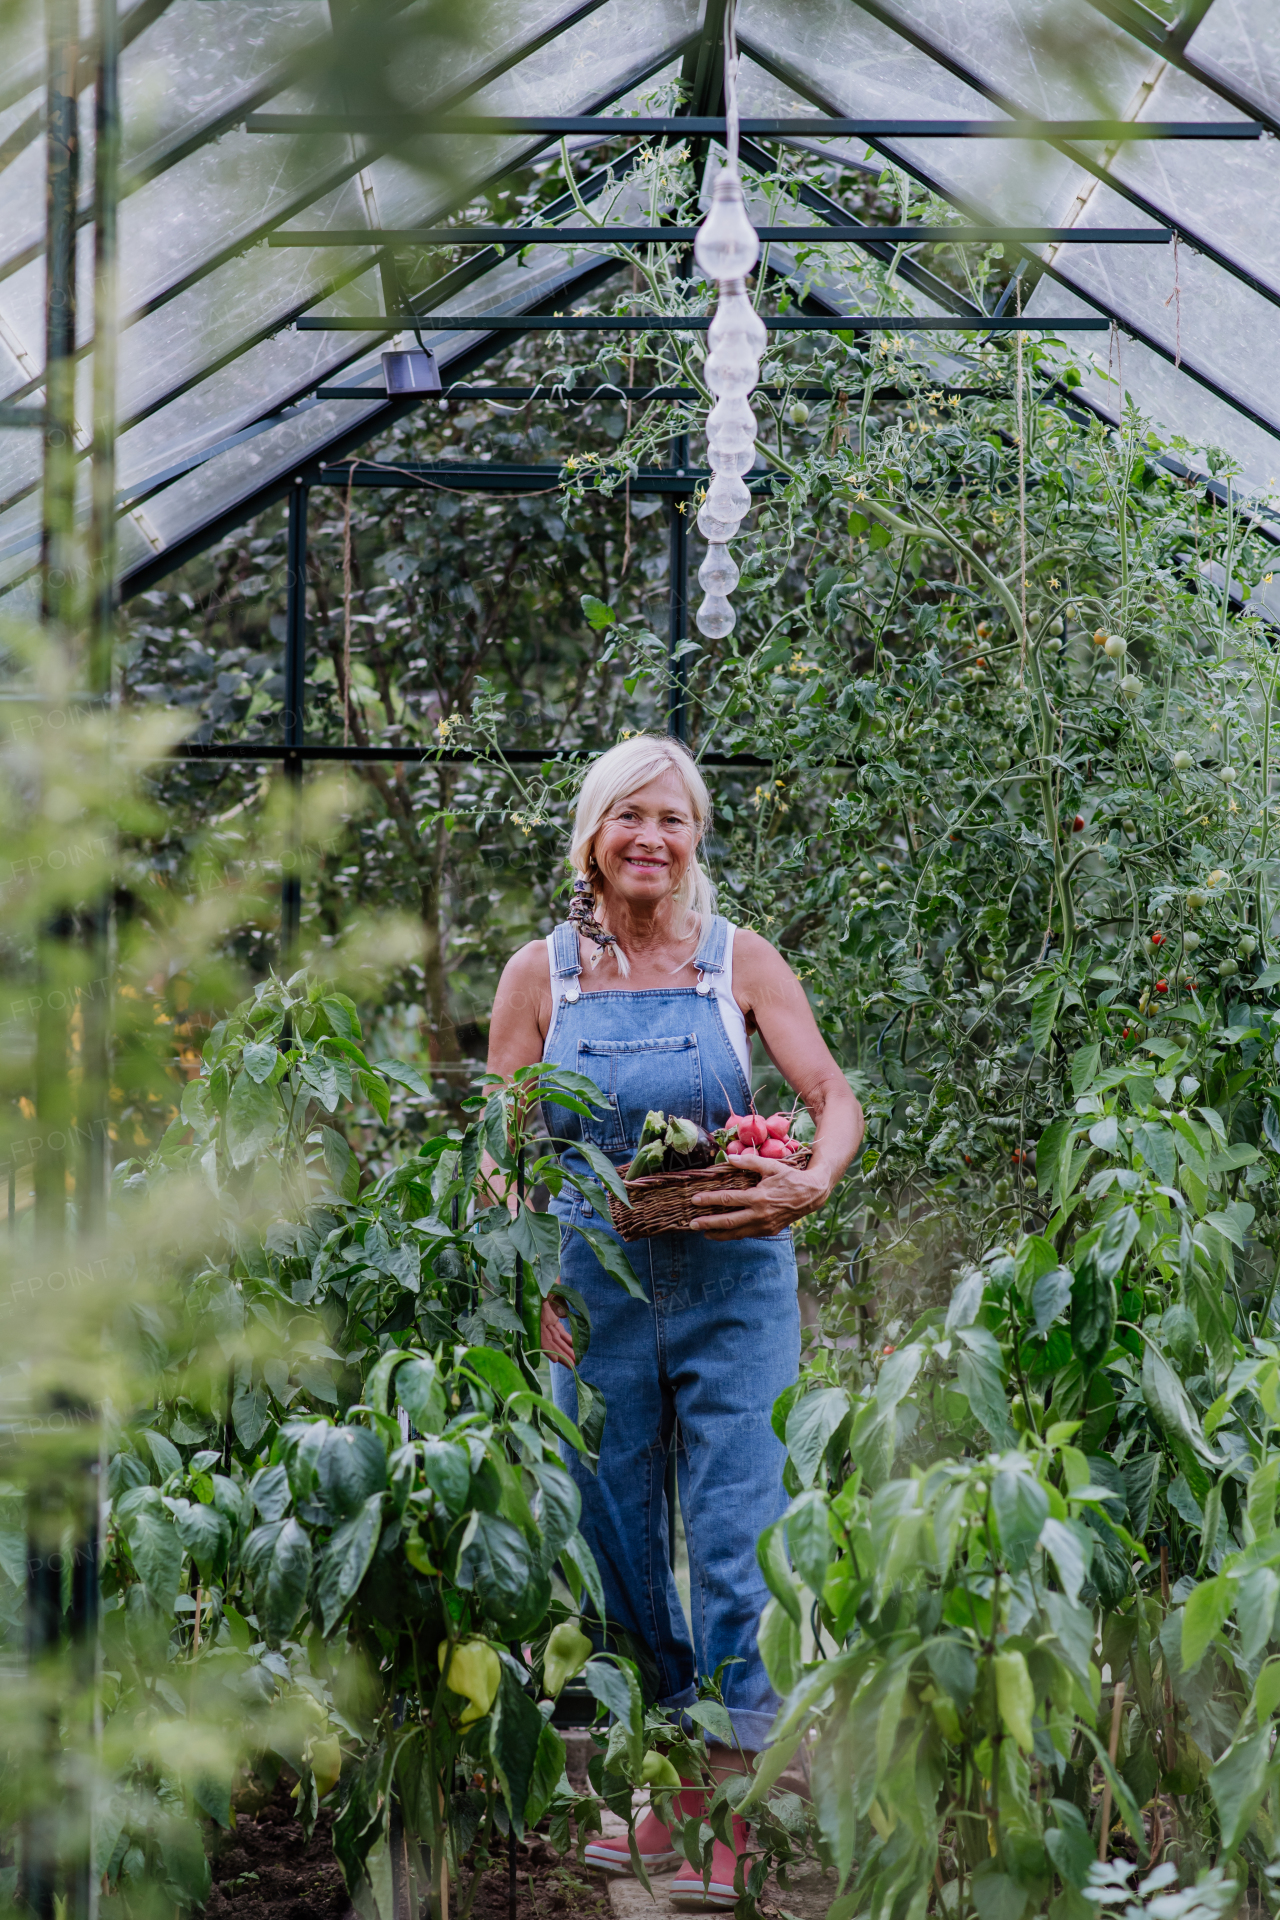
top-left (312, 382), bottom-right (997, 403)
top-left (158, 744), bottom-right (788, 767)
top-left (281, 481), bottom-right (307, 962)
top-left (667, 431), bottom-right (689, 744)
top-left (244, 113), bottom-right (1264, 139)
top-left (313, 461), bottom-right (742, 493)
top-left (269, 224), bottom-right (1171, 246)
top-left (297, 312), bottom-right (1110, 332)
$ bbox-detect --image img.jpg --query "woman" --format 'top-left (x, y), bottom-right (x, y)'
top-left (487, 735), bottom-right (862, 1906)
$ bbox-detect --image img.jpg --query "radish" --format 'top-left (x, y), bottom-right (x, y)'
top-left (758, 1138), bottom-right (790, 1159)
top-left (737, 1115), bottom-right (769, 1148)
top-left (764, 1113), bottom-right (791, 1139)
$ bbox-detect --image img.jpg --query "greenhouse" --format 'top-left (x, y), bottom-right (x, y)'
top-left (4, 0), bottom-right (1280, 1917)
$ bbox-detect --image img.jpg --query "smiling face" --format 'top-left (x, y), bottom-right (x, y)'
top-left (590, 769), bottom-right (701, 913)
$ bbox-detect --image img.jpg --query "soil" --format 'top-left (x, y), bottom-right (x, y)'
top-left (207, 1777), bottom-right (614, 1920)
top-left (207, 1773), bottom-right (831, 1920)
top-left (207, 1777), bottom-right (349, 1920)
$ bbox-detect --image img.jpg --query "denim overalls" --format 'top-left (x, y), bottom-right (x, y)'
top-left (542, 916), bottom-right (800, 1751)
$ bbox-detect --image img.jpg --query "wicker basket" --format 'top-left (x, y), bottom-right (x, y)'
top-left (609, 1147), bottom-right (812, 1241)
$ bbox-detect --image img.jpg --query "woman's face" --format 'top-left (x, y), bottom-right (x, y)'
top-left (591, 770), bottom-right (700, 911)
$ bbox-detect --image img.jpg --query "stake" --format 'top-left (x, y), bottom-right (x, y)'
top-left (1098, 1678), bottom-right (1126, 1861)
top-left (508, 1827), bottom-right (517, 1920)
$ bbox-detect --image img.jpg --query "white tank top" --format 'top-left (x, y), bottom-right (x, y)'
top-left (543, 919), bottom-right (752, 1084)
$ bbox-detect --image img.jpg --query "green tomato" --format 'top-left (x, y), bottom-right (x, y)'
top-left (1173, 750), bottom-right (1193, 771)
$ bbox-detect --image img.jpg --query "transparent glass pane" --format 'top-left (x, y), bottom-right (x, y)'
top-left (1183, 0), bottom-right (1280, 114)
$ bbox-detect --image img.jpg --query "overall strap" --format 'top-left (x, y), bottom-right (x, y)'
top-left (693, 914), bottom-right (729, 997)
top-left (550, 921), bottom-right (583, 1003)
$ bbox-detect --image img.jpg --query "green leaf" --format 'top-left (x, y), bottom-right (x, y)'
top-left (580, 594), bottom-right (616, 630)
top-left (1070, 1255), bottom-right (1115, 1373)
top-left (463, 1346), bottom-right (526, 1402)
top-left (1182, 1575), bottom-right (1232, 1673)
top-left (1132, 1123), bottom-right (1176, 1187)
top-left (757, 1519), bottom-right (802, 1625)
top-left (582, 1656), bottom-right (643, 1771)
top-left (508, 1207), bottom-right (562, 1292)
top-left (242, 1040), bottom-right (279, 1084)
top-left (396, 1356), bottom-right (445, 1435)
top-left (956, 1343), bottom-right (1014, 1445)
top-left (357, 1069), bottom-right (391, 1126)
top-left (489, 1662), bottom-right (548, 1835)
top-left (524, 1720), bottom-right (567, 1831)
top-left (758, 1597), bottom-right (801, 1694)
top-left (374, 1057), bottom-right (433, 1100)
top-left (786, 1490), bottom-right (832, 1594)
top-left (1080, 1728), bottom-right (1148, 1859)
top-left (142, 1428), bottom-right (182, 1482)
top-left (456, 1511), bottom-right (533, 1618)
top-left (259, 1518), bottom-right (313, 1642)
top-left (1032, 1265), bottom-right (1074, 1332)
top-left (528, 1460), bottom-right (581, 1570)
top-left (1045, 1802), bottom-right (1093, 1892)
top-left (226, 1069), bottom-right (279, 1168)
top-left (316, 1492), bottom-right (383, 1634)
top-left (1030, 980), bottom-right (1063, 1054)
top-left (1093, 1205), bottom-right (1141, 1283)
top-left (784, 1387), bottom-right (850, 1488)
top-left (170, 1498), bottom-right (231, 1582)
top-left (1142, 1342), bottom-right (1227, 1470)
top-left (568, 1222), bottom-right (644, 1300)
top-left (159, 1812), bottom-right (211, 1907)
top-left (1071, 1044), bottom-right (1101, 1097)
top-left (232, 1374), bottom-right (270, 1452)
top-left (419, 1438), bottom-right (471, 1515)
top-left (992, 1467), bottom-right (1049, 1568)
top-left (1040, 1517), bottom-right (1092, 1603)
top-left (320, 1426), bottom-right (387, 1517)
top-left (1237, 1567), bottom-right (1278, 1665)
top-left (121, 1494), bottom-right (182, 1611)
top-left (567, 1138), bottom-right (631, 1206)
top-left (1209, 1727), bottom-right (1272, 1856)
top-left (560, 1529), bottom-right (605, 1620)
top-left (320, 1126), bottom-right (359, 1202)
top-left (320, 994), bottom-right (361, 1042)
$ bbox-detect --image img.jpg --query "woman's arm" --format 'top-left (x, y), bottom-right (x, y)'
top-left (689, 928), bottom-right (863, 1240)
top-left (484, 942), bottom-right (577, 1365)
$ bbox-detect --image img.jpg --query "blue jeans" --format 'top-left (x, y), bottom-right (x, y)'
top-left (551, 1201), bottom-right (800, 1752)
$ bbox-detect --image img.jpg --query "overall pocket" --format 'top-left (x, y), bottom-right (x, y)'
top-left (575, 1033), bottom-right (704, 1155)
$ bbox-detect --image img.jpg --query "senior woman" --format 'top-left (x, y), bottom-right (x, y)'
top-left (487, 734), bottom-right (862, 1906)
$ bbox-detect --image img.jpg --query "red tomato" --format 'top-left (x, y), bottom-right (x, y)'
top-left (1072, 815), bottom-right (1085, 831)
top-left (1151, 931), bottom-right (1166, 946)
top-left (1156, 980), bottom-right (1168, 993)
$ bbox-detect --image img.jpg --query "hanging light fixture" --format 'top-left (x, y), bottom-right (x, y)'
top-left (693, 0), bottom-right (761, 641)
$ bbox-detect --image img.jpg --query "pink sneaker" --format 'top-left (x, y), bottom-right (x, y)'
top-left (583, 1808), bottom-right (679, 1874)
top-left (669, 1814), bottom-right (751, 1909)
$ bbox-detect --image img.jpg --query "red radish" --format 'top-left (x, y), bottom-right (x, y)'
top-left (726, 1138), bottom-right (744, 1156)
top-left (758, 1138), bottom-right (790, 1159)
top-left (736, 1115), bottom-right (769, 1148)
top-left (764, 1113), bottom-right (791, 1138)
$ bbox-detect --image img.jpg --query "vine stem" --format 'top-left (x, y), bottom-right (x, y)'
top-left (855, 490), bottom-right (1076, 962)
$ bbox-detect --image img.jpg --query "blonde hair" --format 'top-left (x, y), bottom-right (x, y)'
top-left (569, 735), bottom-right (715, 973)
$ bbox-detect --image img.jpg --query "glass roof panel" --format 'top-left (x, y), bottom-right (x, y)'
top-left (2, 0), bottom-right (1278, 605)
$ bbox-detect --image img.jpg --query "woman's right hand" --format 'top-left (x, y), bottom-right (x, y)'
top-left (540, 1294), bottom-right (576, 1369)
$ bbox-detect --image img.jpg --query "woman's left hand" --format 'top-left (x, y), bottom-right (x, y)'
top-left (689, 1151), bottom-right (830, 1240)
